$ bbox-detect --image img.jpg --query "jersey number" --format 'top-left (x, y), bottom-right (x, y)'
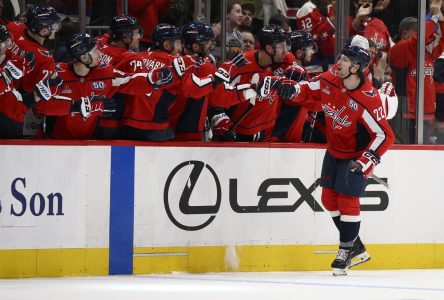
top-left (301, 18), bottom-right (312, 30)
top-left (373, 107), bottom-right (386, 121)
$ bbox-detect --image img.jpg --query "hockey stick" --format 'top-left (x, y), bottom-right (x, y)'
top-left (368, 173), bottom-right (390, 189)
top-left (307, 111), bottom-right (317, 142)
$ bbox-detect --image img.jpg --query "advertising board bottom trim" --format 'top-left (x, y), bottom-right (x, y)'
top-left (0, 248), bottom-right (108, 278)
top-left (1, 244), bottom-right (443, 279)
top-left (133, 244), bottom-right (444, 274)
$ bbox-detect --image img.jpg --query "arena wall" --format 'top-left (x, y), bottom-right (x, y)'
top-left (0, 141), bottom-right (443, 278)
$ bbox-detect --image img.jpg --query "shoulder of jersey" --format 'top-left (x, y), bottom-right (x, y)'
top-left (323, 68), bottom-right (338, 80)
top-left (296, 1), bottom-right (316, 19)
top-left (55, 63), bottom-right (67, 73)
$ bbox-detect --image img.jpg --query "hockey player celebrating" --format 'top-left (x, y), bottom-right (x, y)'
top-left (209, 24), bottom-right (289, 142)
top-left (7, 5), bottom-right (62, 107)
top-left (96, 14), bottom-right (144, 138)
top-left (119, 22), bottom-right (183, 141)
top-left (168, 22), bottom-right (216, 141)
top-left (0, 24), bottom-right (35, 138)
top-left (271, 30), bottom-right (315, 142)
top-left (35, 33), bottom-right (173, 139)
top-left (274, 44), bottom-right (394, 275)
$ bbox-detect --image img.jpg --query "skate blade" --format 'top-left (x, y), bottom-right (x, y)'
top-left (349, 252), bottom-right (371, 269)
top-left (332, 268), bottom-right (348, 276)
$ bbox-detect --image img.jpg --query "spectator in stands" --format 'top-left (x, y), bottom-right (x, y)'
top-left (389, 0), bottom-right (444, 144)
top-left (238, 25), bottom-right (255, 51)
top-left (117, 0), bottom-right (171, 50)
top-left (240, 1), bottom-right (255, 26)
top-left (212, 0), bottom-right (243, 48)
top-left (350, 0), bottom-right (393, 53)
top-left (295, 0), bottom-right (336, 71)
top-left (366, 38), bottom-right (390, 89)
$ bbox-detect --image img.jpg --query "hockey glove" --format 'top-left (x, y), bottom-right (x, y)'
top-left (277, 81), bottom-right (300, 101)
top-left (348, 150), bottom-right (381, 177)
top-left (378, 81), bottom-right (398, 120)
top-left (173, 55), bottom-right (207, 77)
top-left (147, 67), bottom-right (173, 89)
top-left (35, 72), bottom-right (63, 101)
top-left (213, 65), bottom-right (233, 88)
top-left (257, 76), bottom-right (274, 98)
top-left (71, 96), bottom-right (117, 118)
top-left (211, 112), bottom-right (236, 141)
top-left (2, 52), bottom-right (35, 84)
top-left (283, 64), bottom-right (306, 82)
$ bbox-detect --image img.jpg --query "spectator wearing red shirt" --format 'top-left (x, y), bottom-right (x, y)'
top-left (390, 2), bottom-right (444, 144)
top-left (117, 0), bottom-right (170, 50)
top-left (350, 0), bottom-right (393, 53)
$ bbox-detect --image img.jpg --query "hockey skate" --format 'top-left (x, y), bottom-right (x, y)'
top-left (331, 247), bottom-right (351, 276)
top-left (349, 238), bottom-right (371, 269)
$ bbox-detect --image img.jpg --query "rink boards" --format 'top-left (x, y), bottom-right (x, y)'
top-left (0, 142), bottom-right (443, 278)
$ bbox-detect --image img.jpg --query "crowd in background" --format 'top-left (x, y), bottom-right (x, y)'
top-left (0, 0), bottom-right (444, 144)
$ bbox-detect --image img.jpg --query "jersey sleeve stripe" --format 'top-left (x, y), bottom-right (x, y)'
top-left (362, 109), bottom-right (386, 152)
top-left (191, 73), bottom-right (213, 87)
top-left (112, 73), bottom-right (148, 87)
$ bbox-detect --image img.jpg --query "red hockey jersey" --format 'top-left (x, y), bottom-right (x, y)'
top-left (120, 50), bottom-right (179, 131)
top-left (390, 20), bottom-right (444, 120)
top-left (169, 55), bottom-right (215, 141)
top-left (295, 1), bottom-right (336, 57)
top-left (210, 50), bottom-right (277, 137)
top-left (290, 70), bottom-right (395, 159)
top-left (349, 17), bottom-right (392, 52)
top-left (97, 42), bottom-right (148, 131)
top-left (36, 62), bottom-right (156, 139)
top-left (7, 29), bottom-right (57, 96)
top-left (271, 62), bottom-right (310, 142)
top-left (0, 53), bottom-right (30, 123)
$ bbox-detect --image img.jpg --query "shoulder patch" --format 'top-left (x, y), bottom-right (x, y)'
top-left (362, 89), bottom-right (376, 97)
top-left (38, 49), bottom-right (52, 58)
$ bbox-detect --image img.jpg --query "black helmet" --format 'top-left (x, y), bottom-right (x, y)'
top-left (26, 5), bottom-right (60, 34)
top-left (152, 23), bottom-right (181, 49)
top-left (110, 15), bottom-right (140, 40)
top-left (66, 33), bottom-right (97, 61)
top-left (341, 45), bottom-right (371, 73)
top-left (0, 25), bottom-right (9, 43)
top-left (257, 24), bottom-right (287, 49)
top-left (181, 22), bottom-right (214, 50)
top-left (288, 30), bottom-right (314, 52)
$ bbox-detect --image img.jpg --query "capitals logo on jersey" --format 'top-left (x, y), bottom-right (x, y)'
top-left (322, 104), bottom-right (352, 129)
top-left (38, 49), bottom-right (52, 58)
top-left (362, 89), bottom-right (376, 97)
